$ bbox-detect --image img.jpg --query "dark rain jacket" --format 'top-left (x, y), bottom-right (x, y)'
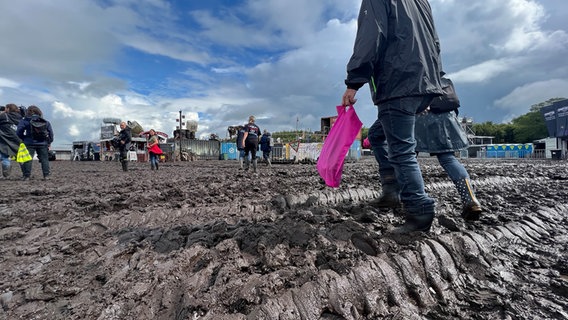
top-left (236, 128), bottom-right (245, 151)
top-left (118, 126), bottom-right (132, 152)
top-left (260, 133), bottom-right (272, 153)
top-left (16, 115), bottom-right (54, 147)
top-left (415, 110), bottom-right (468, 153)
top-left (345, 0), bottom-right (444, 104)
top-left (0, 111), bottom-right (22, 156)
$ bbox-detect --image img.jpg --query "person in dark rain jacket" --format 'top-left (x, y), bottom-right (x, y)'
top-left (16, 105), bottom-right (54, 180)
top-left (0, 104), bottom-right (23, 178)
top-left (341, 0), bottom-right (444, 233)
top-left (117, 121), bottom-right (132, 172)
top-left (259, 129), bottom-right (273, 167)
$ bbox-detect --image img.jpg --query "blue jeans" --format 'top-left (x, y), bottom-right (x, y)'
top-left (149, 152), bottom-right (159, 167)
top-left (436, 152), bottom-right (469, 181)
top-left (377, 96), bottom-right (434, 210)
top-left (22, 145), bottom-right (50, 178)
top-left (368, 117), bottom-right (396, 187)
top-left (0, 151), bottom-right (10, 168)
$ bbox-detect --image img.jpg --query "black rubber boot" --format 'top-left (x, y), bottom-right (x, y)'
top-left (122, 161), bottom-right (128, 172)
top-left (373, 190), bottom-right (401, 208)
top-left (151, 163), bottom-right (156, 170)
top-left (372, 175), bottom-right (401, 208)
top-left (455, 178), bottom-right (482, 221)
top-left (252, 159), bottom-right (258, 173)
top-left (244, 157), bottom-right (250, 171)
top-left (392, 204), bottom-right (435, 233)
top-left (155, 162), bottom-right (159, 170)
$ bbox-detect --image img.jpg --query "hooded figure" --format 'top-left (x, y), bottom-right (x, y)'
top-left (0, 104), bottom-right (23, 178)
top-left (259, 129), bottom-right (272, 167)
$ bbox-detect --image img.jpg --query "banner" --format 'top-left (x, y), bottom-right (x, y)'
top-left (540, 105), bottom-right (557, 138)
top-left (554, 101), bottom-right (568, 137)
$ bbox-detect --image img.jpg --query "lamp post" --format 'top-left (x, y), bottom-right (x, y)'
top-left (175, 110), bottom-right (186, 161)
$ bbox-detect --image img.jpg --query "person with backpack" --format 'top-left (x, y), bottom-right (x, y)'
top-left (16, 105), bottom-right (54, 181)
top-left (0, 104), bottom-right (23, 179)
top-left (368, 73), bottom-right (482, 221)
top-left (259, 129), bottom-right (273, 167)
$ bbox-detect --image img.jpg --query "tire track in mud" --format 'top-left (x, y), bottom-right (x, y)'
top-left (233, 175), bottom-right (568, 319)
top-left (112, 174), bottom-right (566, 319)
top-left (248, 204), bottom-right (568, 320)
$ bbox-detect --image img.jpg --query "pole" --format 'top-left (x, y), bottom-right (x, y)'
top-left (179, 110), bottom-right (183, 161)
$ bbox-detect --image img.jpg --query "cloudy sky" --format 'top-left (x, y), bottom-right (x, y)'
top-left (1, 0), bottom-right (567, 149)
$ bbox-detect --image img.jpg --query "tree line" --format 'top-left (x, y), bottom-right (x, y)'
top-left (470, 97), bottom-right (564, 144)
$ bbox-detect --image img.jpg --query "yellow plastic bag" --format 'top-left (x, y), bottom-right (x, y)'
top-left (16, 143), bottom-right (32, 163)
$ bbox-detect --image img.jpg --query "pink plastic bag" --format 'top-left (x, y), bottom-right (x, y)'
top-left (317, 105), bottom-right (363, 188)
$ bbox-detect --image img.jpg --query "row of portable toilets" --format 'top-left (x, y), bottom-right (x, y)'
top-left (484, 144), bottom-right (534, 158)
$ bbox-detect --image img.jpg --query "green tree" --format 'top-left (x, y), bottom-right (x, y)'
top-left (472, 97), bottom-right (565, 143)
top-left (510, 111), bottom-right (548, 143)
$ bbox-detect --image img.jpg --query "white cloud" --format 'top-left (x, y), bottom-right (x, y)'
top-left (0, 78), bottom-right (19, 89)
top-left (447, 58), bottom-right (517, 83)
top-left (496, 79), bottom-right (568, 111)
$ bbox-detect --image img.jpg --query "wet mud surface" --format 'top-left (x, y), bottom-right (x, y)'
top-left (0, 157), bottom-right (567, 319)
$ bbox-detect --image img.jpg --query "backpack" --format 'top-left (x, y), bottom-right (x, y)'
top-left (30, 117), bottom-right (49, 142)
top-left (429, 77), bottom-right (460, 113)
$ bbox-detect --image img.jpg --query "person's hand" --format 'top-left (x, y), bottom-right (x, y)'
top-left (342, 88), bottom-right (358, 106)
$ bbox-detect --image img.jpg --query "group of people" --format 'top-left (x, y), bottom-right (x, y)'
top-left (235, 115), bottom-right (273, 173)
top-left (342, 0), bottom-right (482, 233)
top-left (0, 104), bottom-right (54, 180)
top-left (112, 121), bottom-right (163, 172)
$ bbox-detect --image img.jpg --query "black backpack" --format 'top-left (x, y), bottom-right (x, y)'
top-left (30, 117), bottom-right (49, 141)
top-left (429, 77), bottom-right (460, 113)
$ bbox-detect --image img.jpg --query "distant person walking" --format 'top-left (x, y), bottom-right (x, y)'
top-left (117, 121), bottom-right (132, 172)
top-left (241, 115), bottom-right (261, 173)
top-left (236, 125), bottom-right (246, 169)
top-left (341, 0), bottom-right (443, 233)
top-left (369, 75), bottom-right (482, 220)
top-left (0, 104), bottom-right (23, 179)
top-left (147, 129), bottom-right (162, 170)
top-left (16, 105), bottom-right (54, 180)
top-left (259, 129), bottom-right (273, 167)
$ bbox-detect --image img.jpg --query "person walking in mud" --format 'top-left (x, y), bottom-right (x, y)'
top-left (17, 105), bottom-right (54, 181)
top-left (147, 129), bottom-right (163, 170)
top-left (342, 0), bottom-right (443, 233)
top-left (259, 129), bottom-right (273, 167)
top-left (236, 125), bottom-right (246, 169)
top-left (0, 104), bottom-right (23, 179)
top-left (117, 121), bottom-right (132, 172)
top-left (368, 74), bottom-right (482, 221)
top-left (241, 116), bottom-right (261, 173)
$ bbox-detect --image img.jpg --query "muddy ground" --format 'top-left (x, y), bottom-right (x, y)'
top-left (0, 157), bottom-right (567, 320)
